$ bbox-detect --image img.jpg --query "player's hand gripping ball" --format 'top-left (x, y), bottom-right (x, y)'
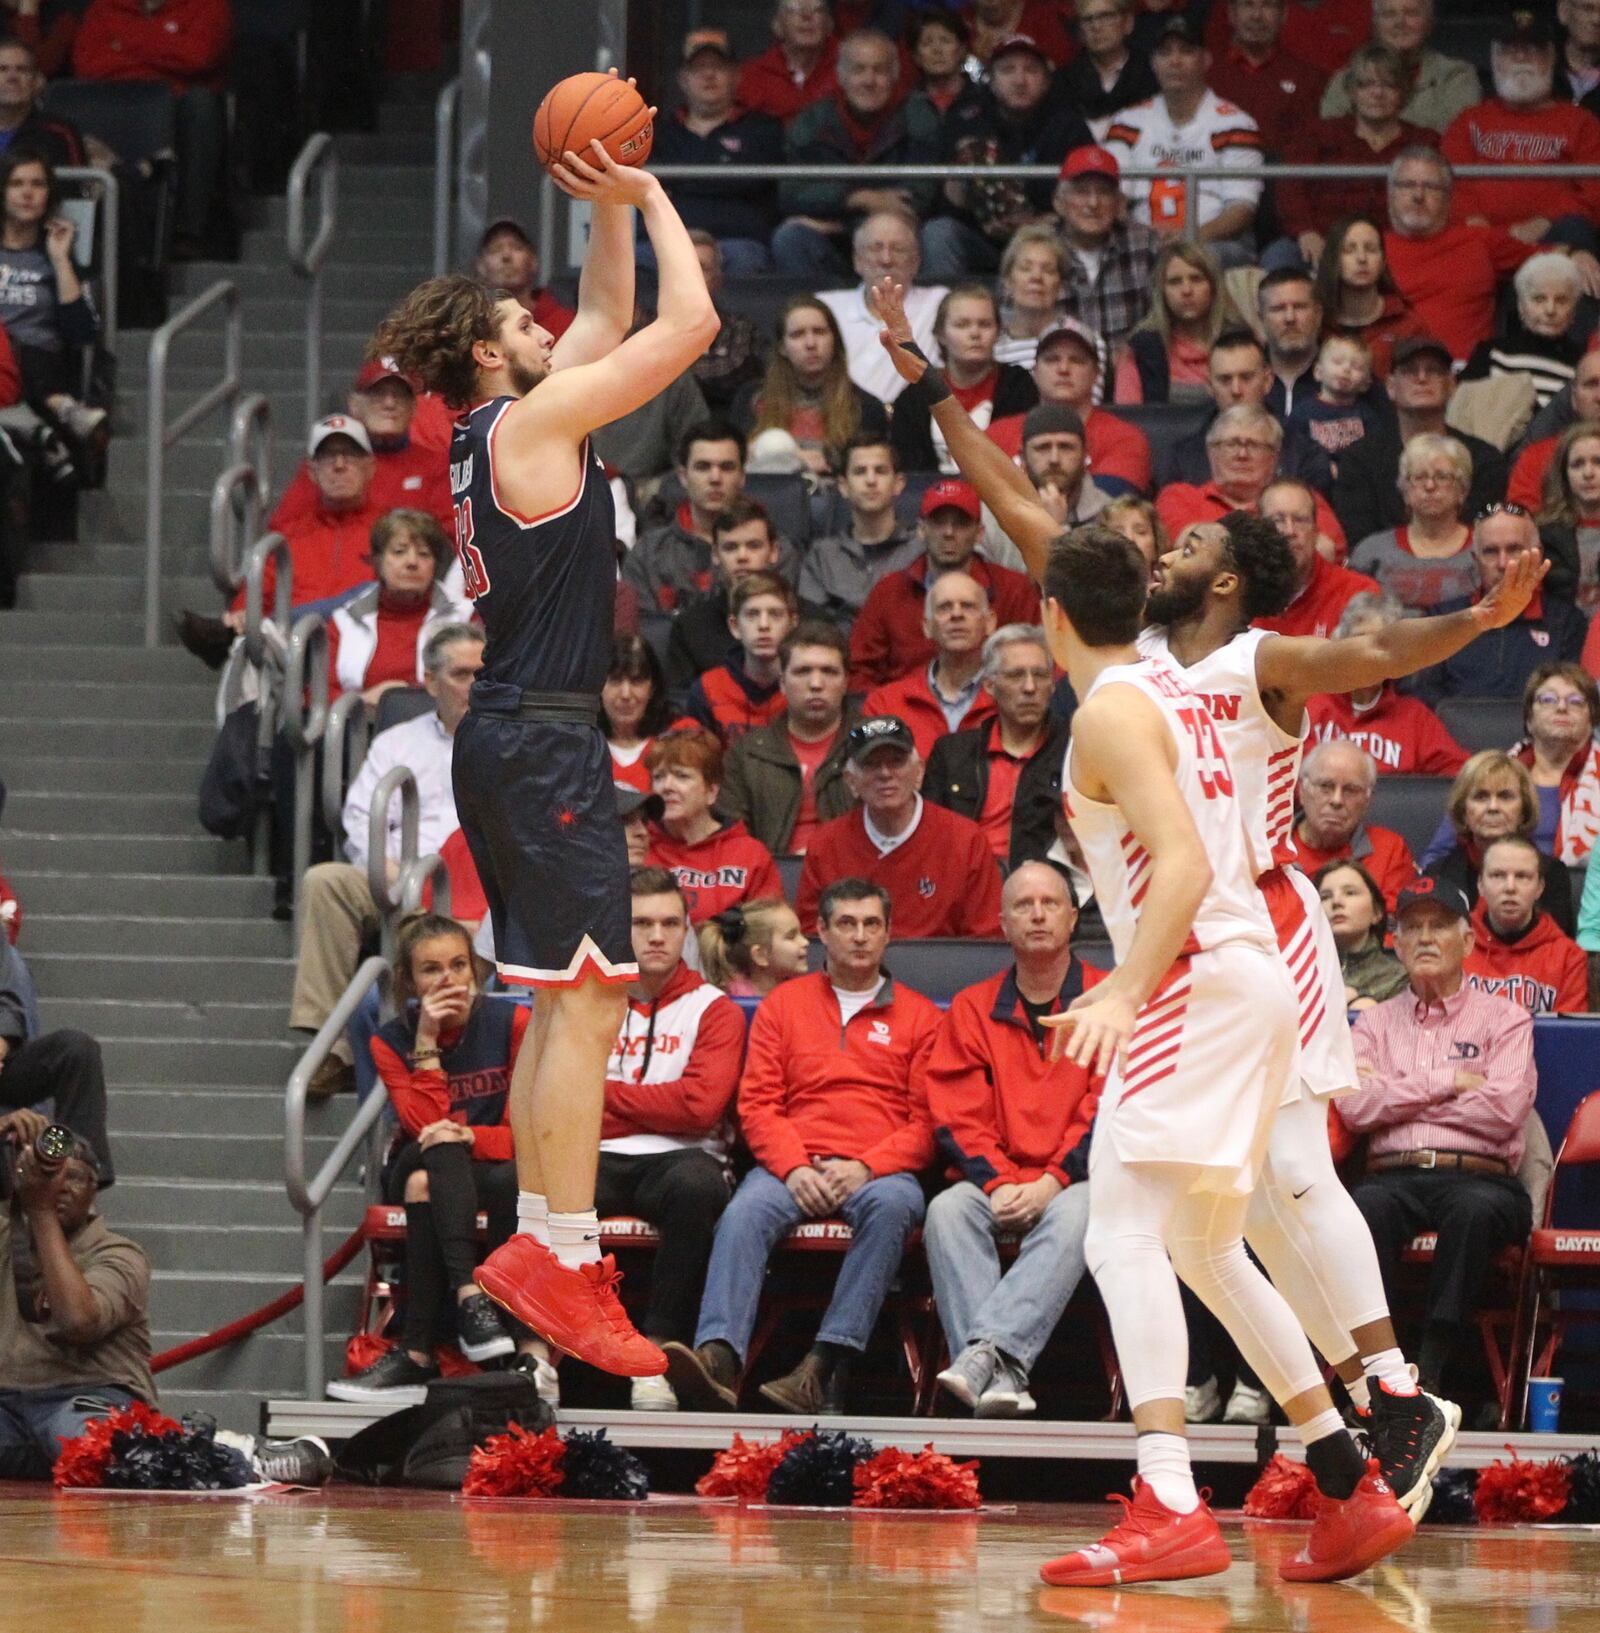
top-left (534, 71), bottom-right (654, 170)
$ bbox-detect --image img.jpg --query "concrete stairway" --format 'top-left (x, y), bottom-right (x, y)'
top-left (0, 85), bottom-right (440, 1429)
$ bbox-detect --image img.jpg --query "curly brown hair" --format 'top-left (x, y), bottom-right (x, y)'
top-left (369, 275), bottom-right (506, 408)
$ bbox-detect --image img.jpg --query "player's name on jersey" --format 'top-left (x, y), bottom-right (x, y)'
top-left (451, 453), bottom-right (475, 493)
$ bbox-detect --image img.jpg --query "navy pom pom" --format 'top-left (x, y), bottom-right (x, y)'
top-left (1422, 1466), bottom-right (1479, 1525)
top-left (765, 1427), bottom-right (875, 1507)
top-left (559, 1429), bottom-right (649, 1501)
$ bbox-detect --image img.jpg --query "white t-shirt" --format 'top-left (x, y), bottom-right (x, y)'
top-left (864, 795), bottom-right (923, 857)
top-left (819, 283), bottom-right (947, 405)
top-left (833, 975), bottom-right (887, 1025)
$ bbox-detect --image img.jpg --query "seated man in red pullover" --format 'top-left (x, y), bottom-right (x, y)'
top-left (861, 568), bottom-right (999, 756)
top-left (923, 862), bottom-right (1103, 1418)
top-left (662, 876), bottom-right (940, 1414)
top-left (1341, 877), bottom-right (1538, 1394)
top-left (1464, 837), bottom-right (1591, 1016)
top-left (597, 868), bottom-right (747, 1412)
top-left (269, 360), bottom-right (454, 539)
top-left (1289, 739), bottom-right (1417, 910)
top-left (646, 727), bottom-right (785, 923)
top-left (1255, 478), bottom-right (1380, 638)
top-left (1306, 591), bottom-right (1469, 775)
top-left (850, 478), bottom-right (1039, 689)
top-left (683, 571), bottom-right (796, 744)
top-left (797, 716), bottom-right (1003, 937)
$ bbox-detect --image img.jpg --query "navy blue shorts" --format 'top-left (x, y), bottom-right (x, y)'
top-left (451, 713), bottom-right (637, 988)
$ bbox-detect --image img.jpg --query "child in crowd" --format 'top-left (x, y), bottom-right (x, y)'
top-left (684, 571), bottom-right (798, 743)
top-left (697, 898), bottom-right (810, 997)
top-left (1301, 334), bottom-right (1383, 477)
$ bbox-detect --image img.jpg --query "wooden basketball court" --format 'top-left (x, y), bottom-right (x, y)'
top-left (5, 1482), bottom-right (1597, 1632)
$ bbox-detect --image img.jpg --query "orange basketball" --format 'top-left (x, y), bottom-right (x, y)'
top-left (533, 72), bottom-right (654, 171)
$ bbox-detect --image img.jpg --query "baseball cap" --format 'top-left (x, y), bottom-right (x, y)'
top-left (990, 32), bottom-right (1049, 63)
top-left (844, 716), bottom-right (916, 764)
top-left (307, 414), bottom-right (373, 458)
top-left (1022, 404), bottom-right (1086, 444)
top-left (353, 356), bottom-right (414, 394)
top-left (919, 478), bottom-right (981, 522)
top-left (1152, 15), bottom-right (1205, 47)
top-left (682, 26), bottom-right (735, 62)
top-left (478, 216), bottom-right (532, 252)
top-left (1394, 875), bottom-right (1471, 922)
top-left (1037, 317), bottom-right (1102, 360)
top-left (1495, 8), bottom-right (1556, 48)
top-left (614, 784), bottom-right (665, 822)
top-left (1389, 334), bottom-right (1453, 371)
top-left (1061, 145), bottom-right (1120, 183)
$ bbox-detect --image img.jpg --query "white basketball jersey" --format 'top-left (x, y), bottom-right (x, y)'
top-left (1061, 656), bottom-right (1276, 963)
top-left (1140, 626), bottom-right (1304, 873)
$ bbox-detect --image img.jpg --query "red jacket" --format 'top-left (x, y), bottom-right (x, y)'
top-left (850, 554), bottom-right (1041, 690)
top-left (796, 801), bottom-right (1004, 938)
top-left (1255, 553), bottom-right (1379, 639)
top-left (738, 970), bottom-right (939, 1179)
top-left (1306, 685), bottom-right (1469, 776)
top-left (647, 819), bottom-right (784, 924)
top-left (1289, 821), bottom-right (1416, 910)
top-left (1157, 481), bottom-right (1346, 553)
top-left (270, 442), bottom-right (454, 537)
top-left (861, 664), bottom-right (999, 760)
top-left (232, 496), bottom-right (389, 612)
top-left (1508, 436), bottom-right (1555, 513)
top-left (601, 961), bottom-right (747, 1145)
top-left (1465, 900), bottom-right (1589, 1016)
top-left (926, 961), bottom-right (1105, 1194)
top-left (737, 37), bottom-right (839, 124)
top-left (1442, 99), bottom-right (1600, 229)
top-left (74, 0), bottom-right (230, 93)
top-left (684, 654), bottom-right (787, 743)
top-left (988, 407), bottom-right (1151, 495)
top-left (1385, 225), bottom-right (1538, 364)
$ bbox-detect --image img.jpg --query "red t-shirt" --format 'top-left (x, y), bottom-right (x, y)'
top-left (1384, 225), bottom-right (1537, 364)
top-left (786, 729), bottom-right (838, 857)
top-left (1254, 554), bottom-right (1380, 639)
top-left (978, 746), bottom-right (1027, 861)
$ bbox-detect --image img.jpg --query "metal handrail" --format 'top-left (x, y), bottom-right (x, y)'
top-left (242, 533), bottom-right (289, 670)
top-left (228, 391), bottom-right (273, 511)
top-left (433, 77), bottom-right (460, 275)
top-left (321, 691), bottom-right (371, 837)
top-left (144, 279), bottom-right (241, 647)
top-left (57, 165), bottom-right (119, 357)
top-left (284, 614), bottom-right (329, 916)
top-left (287, 132), bottom-right (338, 430)
top-left (367, 764), bottom-right (418, 917)
top-left (207, 463), bottom-right (261, 594)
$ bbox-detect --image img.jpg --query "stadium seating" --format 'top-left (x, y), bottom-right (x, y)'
top-left (1436, 697), bottom-right (1527, 755)
top-left (1367, 774), bottom-right (1453, 860)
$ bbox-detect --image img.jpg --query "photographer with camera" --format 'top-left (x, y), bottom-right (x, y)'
top-left (0, 1108), bottom-right (154, 1479)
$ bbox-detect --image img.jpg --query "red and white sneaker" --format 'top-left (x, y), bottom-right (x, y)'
top-left (1279, 1461), bottom-right (1415, 1582)
top-left (475, 1237), bottom-right (668, 1377)
top-left (1039, 1479), bottom-right (1232, 1587)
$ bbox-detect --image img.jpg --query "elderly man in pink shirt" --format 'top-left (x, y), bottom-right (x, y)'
top-left (1340, 876), bottom-right (1536, 1398)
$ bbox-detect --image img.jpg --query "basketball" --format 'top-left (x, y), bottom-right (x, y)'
top-left (533, 72), bottom-right (653, 171)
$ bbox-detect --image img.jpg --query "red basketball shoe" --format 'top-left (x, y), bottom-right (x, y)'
top-left (475, 1237), bottom-right (668, 1377)
top-left (1039, 1480), bottom-right (1232, 1587)
top-left (1279, 1462), bottom-right (1415, 1582)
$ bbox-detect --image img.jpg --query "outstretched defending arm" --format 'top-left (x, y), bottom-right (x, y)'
top-left (1255, 550), bottom-right (1549, 713)
top-left (869, 278), bottom-right (1060, 585)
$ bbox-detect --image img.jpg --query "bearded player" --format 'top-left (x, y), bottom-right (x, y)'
top-left (870, 278), bottom-right (1413, 1586)
top-left (370, 134), bottom-right (717, 1377)
top-left (1140, 510), bottom-right (1543, 1516)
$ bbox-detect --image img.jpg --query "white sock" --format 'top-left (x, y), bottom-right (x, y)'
top-left (548, 1207), bottom-right (602, 1269)
top-left (1361, 1347), bottom-right (1417, 1397)
top-left (516, 1191), bottom-right (550, 1245)
top-left (1296, 1406), bottom-right (1347, 1449)
top-left (1136, 1431), bottom-right (1199, 1514)
top-left (1347, 1375), bottom-right (1372, 1412)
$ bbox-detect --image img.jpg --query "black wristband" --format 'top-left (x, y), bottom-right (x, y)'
top-left (901, 341), bottom-right (951, 405)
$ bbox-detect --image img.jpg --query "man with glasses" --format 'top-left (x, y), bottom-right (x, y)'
top-left (1415, 505), bottom-right (1589, 701)
top-left (1256, 478), bottom-right (1381, 638)
top-left (1060, 0), bottom-right (1155, 128)
top-left (1288, 739), bottom-right (1416, 910)
top-left (1332, 335), bottom-right (1510, 547)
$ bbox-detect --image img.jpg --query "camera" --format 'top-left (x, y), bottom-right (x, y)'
top-left (33, 1124), bottom-right (77, 1172)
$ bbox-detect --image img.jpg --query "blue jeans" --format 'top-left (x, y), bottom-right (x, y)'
top-left (0, 1383), bottom-right (141, 1480)
top-left (919, 216), bottom-right (1001, 283)
top-left (922, 1179), bottom-right (1092, 1372)
top-left (348, 984), bottom-right (383, 1102)
top-left (694, 1165), bottom-right (925, 1359)
top-left (769, 219), bottom-right (852, 282)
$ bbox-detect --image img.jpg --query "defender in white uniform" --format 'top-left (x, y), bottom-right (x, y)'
top-left (863, 277), bottom-right (1419, 1587)
top-left (1144, 507), bottom-right (1546, 1514)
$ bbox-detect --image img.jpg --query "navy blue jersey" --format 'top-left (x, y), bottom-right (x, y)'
top-left (449, 397), bottom-right (617, 705)
top-left (374, 995), bottom-right (518, 1131)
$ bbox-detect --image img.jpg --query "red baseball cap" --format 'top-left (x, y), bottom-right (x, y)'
top-left (1060, 145), bottom-right (1120, 183)
top-left (990, 33), bottom-right (1048, 64)
top-left (920, 479), bottom-right (981, 522)
top-left (353, 356), bottom-right (414, 394)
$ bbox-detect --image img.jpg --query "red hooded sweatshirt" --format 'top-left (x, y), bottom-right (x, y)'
top-left (1465, 899), bottom-right (1589, 1017)
top-left (647, 819), bottom-right (784, 925)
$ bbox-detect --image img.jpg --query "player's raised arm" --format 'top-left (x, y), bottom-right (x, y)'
top-left (869, 277), bottom-right (1061, 586)
top-left (1045, 690), bottom-right (1211, 1076)
top-left (1255, 547), bottom-right (1548, 712)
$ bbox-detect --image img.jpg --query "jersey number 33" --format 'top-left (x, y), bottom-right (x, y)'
top-left (452, 498), bottom-right (491, 600)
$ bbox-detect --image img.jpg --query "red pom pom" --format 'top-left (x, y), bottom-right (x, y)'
top-left (1474, 1447), bottom-right (1573, 1526)
top-left (696, 1431), bottom-right (812, 1501)
top-left (1243, 1453), bottom-right (1321, 1520)
top-left (462, 1422), bottom-right (566, 1497)
top-left (851, 1444), bottom-right (982, 1511)
top-left (52, 1401), bottom-right (181, 1489)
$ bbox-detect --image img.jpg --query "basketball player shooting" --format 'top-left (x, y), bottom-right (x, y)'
top-left (371, 114), bottom-right (718, 1378)
top-left (870, 278), bottom-right (1415, 1586)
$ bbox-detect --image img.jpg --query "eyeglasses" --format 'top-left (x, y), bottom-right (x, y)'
top-left (1391, 178), bottom-right (1449, 195)
top-left (1532, 691), bottom-right (1587, 710)
top-left (1404, 469), bottom-right (1464, 487)
top-left (1210, 437), bottom-right (1277, 455)
top-left (1473, 502), bottom-right (1531, 522)
top-left (1306, 779), bottom-right (1369, 800)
